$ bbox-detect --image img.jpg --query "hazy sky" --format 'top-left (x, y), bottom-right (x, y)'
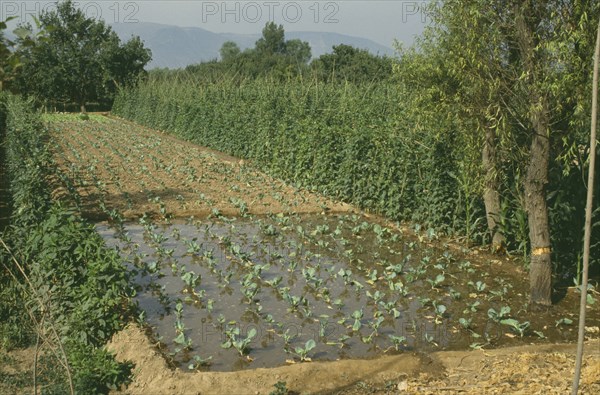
top-left (2, 1), bottom-right (430, 47)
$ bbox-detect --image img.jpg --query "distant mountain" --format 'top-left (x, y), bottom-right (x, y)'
top-left (110, 22), bottom-right (395, 69)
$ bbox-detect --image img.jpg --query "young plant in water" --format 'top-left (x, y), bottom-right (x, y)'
top-left (292, 339), bottom-right (316, 362)
top-left (221, 326), bottom-right (257, 357)
top-left (338, 268), bottom-right (352, 285)
top-left (458, 317), bottom-right (472, 330)
top-left (181, 269), bottom-right (201, 290)
top-left (351, 309), bottom-right (364, 332)
top-left (424, 332), bottom-right (438, 347)
top-left (188, 354), bottom-right (213, 370)
top-left (281, 328), bottom-right (297, 349)
top-left (366, 290), bottom-right (385, 303)
top-left (388, 335), bottom-right (407, 351)
top-left (173, 331), bottom-right (193, 352)
top-left (433, 303), bottom-right (447, 324)
top-left (184, 238), bottom-right (202, 255)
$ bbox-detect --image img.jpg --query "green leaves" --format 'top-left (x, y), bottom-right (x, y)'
top-left (221, 326), bottom-right (257, 356)
top-left (293, 339), bottom-right (316, 362)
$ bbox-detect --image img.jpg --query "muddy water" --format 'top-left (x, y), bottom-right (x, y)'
top-left (97, 213), bottom-right (599, 372)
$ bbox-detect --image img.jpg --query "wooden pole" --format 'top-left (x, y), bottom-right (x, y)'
top-left (572, 13), bottom-right (600, 395)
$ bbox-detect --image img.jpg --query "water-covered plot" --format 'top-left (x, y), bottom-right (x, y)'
top-left (97, 212), bottom-right (586, 372)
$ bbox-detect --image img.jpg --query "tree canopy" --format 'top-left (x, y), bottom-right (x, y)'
top-left (14, 0), bottom-right (151, 111)
top-left (395, 0), bottom-right (600, 304)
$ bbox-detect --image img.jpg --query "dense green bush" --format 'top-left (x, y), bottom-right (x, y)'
top-left (0, 95), bottom-right (132, 393)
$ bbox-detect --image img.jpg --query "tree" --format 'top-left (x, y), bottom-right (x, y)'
top-left (397, 0), bottom-right (600, 305)
top-left (255, 22), bottom-right (286, 55)
top-left (16, 0), bottom-right (150, 111)
top-left (312, 44), bottom-right (393, 83)
top-left (0, 19), bottom-right (15, 91)
top-left (220, 41), bottom-right (241, 62)
top-left (0, 17), bottom-right (41, 92)
top-left (285, 39), bottom-right (311, 65)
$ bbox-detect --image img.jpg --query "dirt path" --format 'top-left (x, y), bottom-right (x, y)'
top-left (107, 323), bottom-right (599, 394)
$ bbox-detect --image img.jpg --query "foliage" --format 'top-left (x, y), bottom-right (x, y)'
top-left (0, 95), bottom-right (133, 392)
top-left (311, 44), bottom-right (394, 83)
top-left (393, 0), bottom-right (600, 285)
top-left (113, 76), bottom-right (471, 233)
top-left (114, 54), bottom-right (600, 280)
top-left (13, 0), bottom-right (151, 111)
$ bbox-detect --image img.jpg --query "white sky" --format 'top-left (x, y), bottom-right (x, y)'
top-left (2, 1), bottom-right (429, 47)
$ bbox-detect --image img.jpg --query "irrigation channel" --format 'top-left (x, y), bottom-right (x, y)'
top-left (48, 114), bottom-right (598, 372)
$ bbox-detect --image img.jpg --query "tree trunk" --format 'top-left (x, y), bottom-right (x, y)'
top-left (80, 102), bottom-right (87, 113)
top-left (482, 125), bottom-right (505, 251)
top-left (524, 107), bottom-right (552, 305)
top-left (515, 2), bottom-right (553, 305)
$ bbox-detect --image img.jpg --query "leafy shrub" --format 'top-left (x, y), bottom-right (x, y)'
top-left (0, 95), bottom-right (133, 392)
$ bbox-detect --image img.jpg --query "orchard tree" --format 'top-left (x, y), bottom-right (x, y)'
top-left (16, 0), bottom-right (151, 111)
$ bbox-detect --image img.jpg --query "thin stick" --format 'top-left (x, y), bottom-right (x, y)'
top-left (572, 13), bottom-right (600, 395)
top-left (33, 312), bottom-right (44, 395)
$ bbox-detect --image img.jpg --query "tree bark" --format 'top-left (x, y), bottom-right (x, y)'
top-left (524, 105), bottom-right (552, 305)
top-left (515, 2), bottom-right (553, 305)
top-left (482, 125), bottom-right (505, 251)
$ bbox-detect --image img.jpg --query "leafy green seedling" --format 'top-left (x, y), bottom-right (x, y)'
top-left (221, 327), bottom-right (257, 356)
top-left (351, 309), bottom-right (364, 331)
top-left (555, 317), bottom-right (573, 327)
top-left (338, 268), bottom-right (352, 285)
top-left (464, 300), bottom-right (480, 313)
top-left (173, 332), bottom-right (192, 351)
top-left (388, 335), bottom-right (407, 351)
top-left (458, 317), bottom-right (472, 329)
top-left (427, 274), bottom-right (445, 289)
top-left (181, 270), bottom-right (201, 289)
top-left (468, 280), bottom-right (487, 292)
top-left (500, 319), bottom-right (530, 337)
top-left (188, 354), bottom-right (212, 370)
top-left (293, 339), bottom-right (316, 362)
top-left (424, 333), bottom-right (438, 346)
top-left (487, 306), bottom-right (511, 322)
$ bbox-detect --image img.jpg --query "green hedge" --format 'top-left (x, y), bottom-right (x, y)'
top-left (0, 95), bottom-right (132, 393)
top-left (113, 79), bottom-right (476, 234)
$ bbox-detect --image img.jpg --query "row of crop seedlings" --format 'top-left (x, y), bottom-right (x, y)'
top-left (0, 95), bottom-right (133, 393)
top-left (113, 79), bottom-right (473, 235)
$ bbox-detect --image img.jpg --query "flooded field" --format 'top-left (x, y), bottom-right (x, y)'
top-left (98, 212), bottom-right (596, 372)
